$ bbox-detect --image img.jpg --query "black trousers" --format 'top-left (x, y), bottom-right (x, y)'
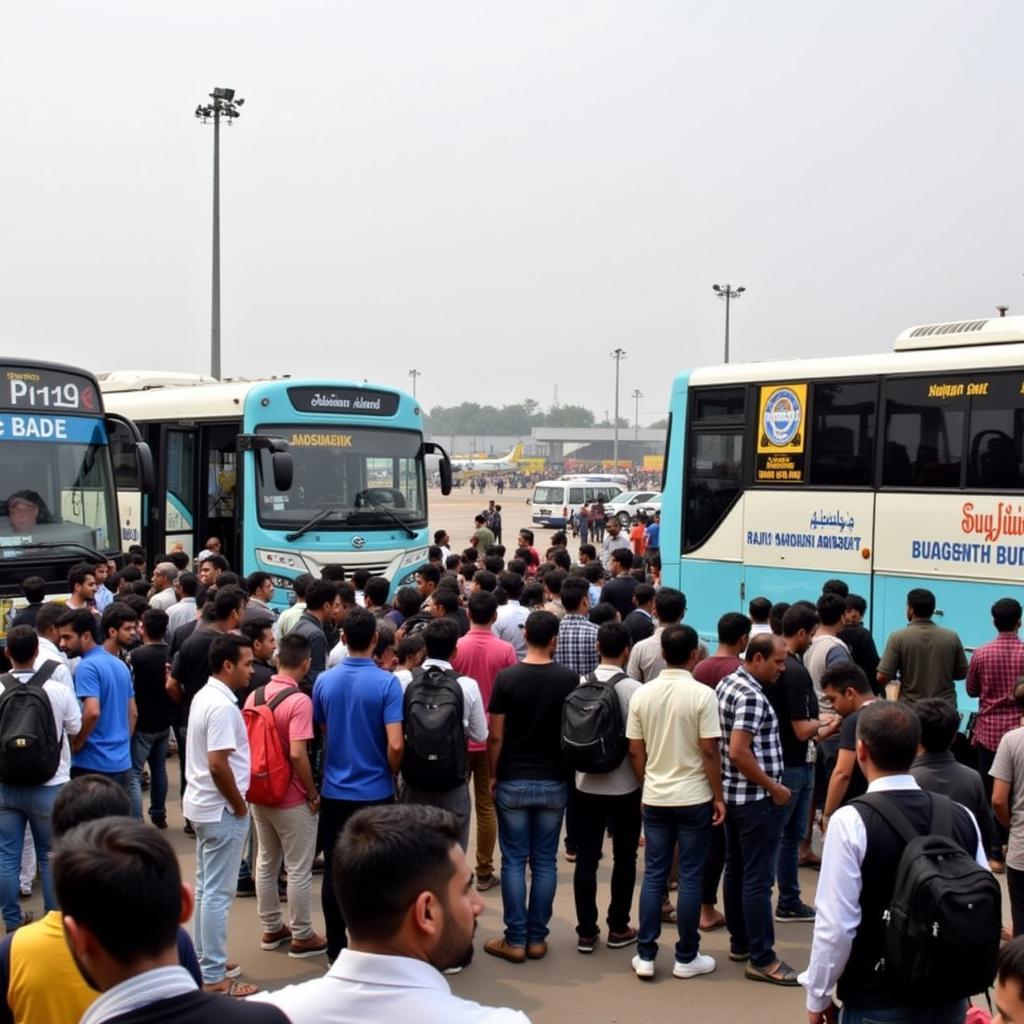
top-left (976, 744), bottom-right (1009, 858)
top-left (701, 820), bottom-right (726, 906)
top-left (319, 794), bottom-right (394, 959)
top-left (1008, 866), bottom-right (1024, 937)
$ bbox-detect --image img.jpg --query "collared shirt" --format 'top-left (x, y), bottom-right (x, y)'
top-left (275, 601), bottom-right (306, 641)
top-left (967, 631), bottom-right (1024, 751)
top-left (149, 587), bottom-right (177, 611)
top-left (93, 585), bottom-right (114, 613)
top-left (35, 637), bottom-right (74, 690)
top-left (166, 596), bottom-right (197, 635)
top-left (554, 614), bottom-right (599, 677)
top-left (400, 659), bottom-right (487, 743)
top-left (80, 966), bottom-right (196, 1024)
top-left (244, 597), bottom-right (278, 623)
top-left (798, 774), bottom-right (987, 1014)
top-left (626, 626), bottom-right (666, 683)
top-left (250, 947), bottom-right (530, 1024)
top-left (1, 666), bottom-right (81, 785)
top-left (493, 601), bottom-right (528, 660)
top-left (877, 618), bottom-right (968, 705)
top-left (600, 533), bottom-right (628, 568)
top-left (717, 666), bottom-right (783, 805)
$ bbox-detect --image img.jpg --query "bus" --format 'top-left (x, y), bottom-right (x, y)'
top-left (660, 314), bottom-right (1024, 696)
top-left (0, 360), bottom-right (152, 631)
top-left (100, 375), bottom-right (452, 608)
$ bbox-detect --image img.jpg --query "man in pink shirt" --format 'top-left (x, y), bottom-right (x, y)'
top-left (453, 590), bottom-right (517, 891)
top-left (244, 633), bottom-right (327, 959)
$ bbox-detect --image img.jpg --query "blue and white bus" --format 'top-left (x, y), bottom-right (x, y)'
top-left (660, 315), bottom-right (1024, 691)
top-left (101, 374), bottom-right (452, 607)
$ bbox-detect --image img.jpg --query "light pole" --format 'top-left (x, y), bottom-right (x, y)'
top-left (408, 369), bottom-right (421, 397)
top-left (631, 388), bottom-right (643, 467)
top-left (195, 87), bottom-right (244, 379)
top-left (712, 283), bottom-right (745, 363)
top-left (610, 348), bottom-right (626, 469)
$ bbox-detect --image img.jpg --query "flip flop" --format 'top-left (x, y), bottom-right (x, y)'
top-left (205, 979), bottom-right (259, 998)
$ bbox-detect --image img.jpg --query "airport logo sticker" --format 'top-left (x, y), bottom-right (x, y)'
top-left (756, 383), bottom-right (807, 482)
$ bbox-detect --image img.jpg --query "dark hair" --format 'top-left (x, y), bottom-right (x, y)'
top-left (519, 528), bottom-right (534, 545)
top-left (584, 561), bottom-right (605, 583)
top-left (418, 564), bottom-right (441, 587)
top-left (204, 553), bottom-right (229, 573)
top-left (167, 551), bottom-right (190, 572)
top-left (483, 555), bottom-right (504, 574)
top-left (654, 587), bottom-right (686, 625)
top-left (661, 624), bottom-right (699, 667)
top-left (213, 586), bottom-right (246, 622)
top-left (506, 558), bottom-right (526, 577)
top-left (423, 617), bottom-right (460, 661)
top-left (292, 572), bottom-right (314, 599)
top-left (822, 578), bottom-right (850, 599)
top-left (551, 530), bottom-right (568, 547)
top-left (524, 609), bottom-right (560, 647)
top-left (611, 547), bottom-right (634, 570)
top-left (993, 597), bottom-right (1023, 633)
top-left (53, 818), bottom-right (182, 964)
top-left (177, 571), bottom-right (199, 598)
top-left (856, 700), bottom-right (921, 772)
top-left (633, 583), bottom-right (656, 608)
top-left (597, 621), bottom-right (630, 658)
top-left (996, 935), bottom-right (1024, 1003)
top-left (395, 586), bottom-right (424, 618)
top-left (472, 570), bottom-right (497, 593)
top-left (208, 633), bottom-right (252, 675)
top-left (769, 601), bottom-right (791, 636)
top-left (58, 607), bottom-right (99, 642)
top-left (101, 601), bottom-right (137, 638)
top-left (461, 548), bottom-right (478, 564)
top-left (579, 544), bottom-right (597, 561)
top-left (845, 593), bottom-right (867, 616)
top-left (320, 564), bottom-right (347, 583)
top-left (35, 602), bottom-right (65, 635)
top-left (816, 592), bottom-right (847, 627)
top-left (427, 546), bottom-right (443, 562)
top-left (718, 612), bottom-right (752, 646)
top-left (21, 576), bottom-right (45, 604)
top-left (6, 625), bottom-right (38, 665)
top-left (560, 576), bottom-right (590, 614)
top-left (433, 529), bottom-right (448, 544)
top-left (782, 603), bottom-right (817, 638)
top-left (820, 661), bottom-right (872, 695)
top-left (240, 617), bottom-right (275, 647)
top-left (122, 594), bottom-right (150, 620)
top-left (744, 632), bottom-right (779, 663)
top-left (467, 590), bottom-right (498, 625)
top-left (589, 601), bottom-right (619, 626)
top-left (351, 568), bottom-right (371, 591)
top-left (306, 580), bottom-right (339, 612)
top-left (520, 581), bottom-right (545, 609)
top-left (276, 632), bottom-right (310, 670)
top-left (68, 563), bottom-right (96, 590)
top-left (373, 620), bottom-right (396, 660)
top-left (748, 596), bottom-right (772, 623)
top-left (397, 633), bottom-right (425, 663)
top-left (246, 571), bottom-right (272, 596)
top-left (915, 697), bottom-right (960, 753)
top-left (550, 548), bottom-right (572, 571)
top-left (336, 805), bottom-right (460, 941)
top-left (364, 576), bottom-right (390, 609)
top-left (498, 570), bottom-right (523, 600)
top-left (432, 587), bottom-right (460, 616)
top-left (140, 607), bottom-right (168, 642)
top-left (907, 587), bottom-right (936, 618)
top-left (342, 606), bottom-right (378, 651)
top-left (52, 774), bottom-right (131, 836)
top-left (444, 554), bottom-right (462, 572)
top-left (543, 568), bottom-right (567, 597)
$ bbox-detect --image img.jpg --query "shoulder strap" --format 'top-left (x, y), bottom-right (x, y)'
top-left (252, 685), bottom-right (268, 708)
top-left (0, 673), bottom-right (16, 689)
top-left (929, 791), bottom-right (954, 839)
top-left (28, 660), bottom-right (57, 688)
top-left (852, 791), bottom-right (923, 846)
top-left (584, 670), bottom-right (627, 687)
top-left (266, 685), bottom-right (302, 711)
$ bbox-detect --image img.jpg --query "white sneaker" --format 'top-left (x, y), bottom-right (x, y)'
top-left (673, 953), bottom-right (717, 978)
top-left (632, 954), bottom-right (655, 979)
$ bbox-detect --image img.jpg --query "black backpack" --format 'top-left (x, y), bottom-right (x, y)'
top-left (853, 791), bottom-right (1001, 1003)
top-left (561, 671), bottom-right (627, 773)
top-left (401, 664), bottom-right (467, 792)
top-left (0, 661), bottom-right (61, 786)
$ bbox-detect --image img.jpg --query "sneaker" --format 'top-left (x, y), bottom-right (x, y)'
top-left (442, 965), bottom-right (463, 975)
top-left (183, 820), bottom-right (196, 837)
top-left (260, 925), bottom-right (292, 951)
top-left (288, 933), bottom-right (329, 959)
top-left (476, 872), bottom-right (500, 892)
top-left (577, 933), bottom-right (599, 954)
top-left (607, 927), bottom-right (638, 948)
top-left (631, 954), bottom-right (655, 979)
top-left (151, 818), bottom-right (168, 831)
top-left (484, 938), bottom-right (526, 964)
top-left (235, 876), bottom-right (256, 898)
top-left (673, 953), bottom-right (716, 978)
top-left (775, 903), bottom-right (816, 923)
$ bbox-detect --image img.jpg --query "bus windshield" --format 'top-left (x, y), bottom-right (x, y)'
top-left (256, 425), bottom-right (426, 530)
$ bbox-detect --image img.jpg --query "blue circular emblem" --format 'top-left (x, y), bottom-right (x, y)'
top-left (763, 388), bottom-right (802, 447)
top-left (351, 536), bottom-right (366, 549)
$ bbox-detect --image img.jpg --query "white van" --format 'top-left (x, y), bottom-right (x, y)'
top-left (530, 480), bottom-right (625, 529)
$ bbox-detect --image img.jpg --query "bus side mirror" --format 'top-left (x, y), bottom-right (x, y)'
top-left (136, 442), bottom-right (155, 495)
top-left (272, 451), bottom-right (293, 492)
top-left (439, 456), bottom-right (452, 496)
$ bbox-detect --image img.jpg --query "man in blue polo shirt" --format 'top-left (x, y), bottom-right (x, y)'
top-left (313, 606), bottom-right (404, 961)
top-left (58, 605), bottom-right (136, 795)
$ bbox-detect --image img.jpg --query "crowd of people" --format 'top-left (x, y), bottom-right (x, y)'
top-left (0, 519), bottom-right (1023, 1022)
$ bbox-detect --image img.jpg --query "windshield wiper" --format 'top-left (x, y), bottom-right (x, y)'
top-left (0, 540), bottom-right (108, 562)
top-left (356, 495), bottom-right (417, 539)
top-left (284, 508), bottom-right (347, 543)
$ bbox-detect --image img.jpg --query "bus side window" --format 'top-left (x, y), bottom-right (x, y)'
top-left (107, 419), bottom-right (140, 490)
top-left (883, 378), bottom-right (966, 489)
top-left (809, 381), bottom-right (876, 488)
top-left (966, 375), bottom-right (1024, 489)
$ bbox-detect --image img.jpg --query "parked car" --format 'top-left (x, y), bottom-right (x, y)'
top-left (604, 490), bottom-right (661, 526)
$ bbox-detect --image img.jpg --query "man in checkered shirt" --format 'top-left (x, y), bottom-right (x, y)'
top-left (717, 633), bottom-right (799, 986)
top-left (554, 577), bottom-right (599, 677)
top-left (967, 596), bottom-right (1024, 868)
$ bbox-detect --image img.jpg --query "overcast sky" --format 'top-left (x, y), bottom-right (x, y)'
top-left (2, 1), bottom-right (1021, 422)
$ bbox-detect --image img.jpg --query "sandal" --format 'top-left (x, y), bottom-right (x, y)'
top-left (744, 960), bottom-right (800, 986)
top-left (204, 979), bottom-right (259, 998)
top-left (798, 852), bottom-right (822, 869)
top-left (661, 902), bottom-right (677, 924)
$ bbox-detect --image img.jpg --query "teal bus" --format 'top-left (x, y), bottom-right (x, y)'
top-left (101, 374), bottom-right (452, 608)
top-left (660, 315), bottom-right (1024, 701)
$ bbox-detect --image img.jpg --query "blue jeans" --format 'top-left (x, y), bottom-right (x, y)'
top-left (130, 729), bottom-right (169, 823)
top-left (723, 796), bottom-right (785, 968)
top-left (495, 779), bottom-right (567, 947)
top-left (841, 1002), bottom-right (966, 1023)
top-left (193, 808), bottom-right (250, 983)
top-left (775, 764), bottom-right (813, 910)
top-left (0, 782), bottom-right (60, 928)
top-left (638, 801), bottom-right (712, 963)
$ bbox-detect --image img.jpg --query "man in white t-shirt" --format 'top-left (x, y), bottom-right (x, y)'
top-left (0, 625), bottom-right (81, 932)
top-left (183, 633), bottom-right (255, 995)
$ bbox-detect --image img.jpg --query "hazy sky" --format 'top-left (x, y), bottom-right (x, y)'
top-left (3, 1), bottom-right (1021, 422)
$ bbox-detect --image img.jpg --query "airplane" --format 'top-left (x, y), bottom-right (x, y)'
top-left (450, 442), bottom-right (524, 472)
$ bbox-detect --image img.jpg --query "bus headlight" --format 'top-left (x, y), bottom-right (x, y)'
top-left (397, 547), bottom-right (429, 570)
top-left (256, 549), bottom-right (309, 573)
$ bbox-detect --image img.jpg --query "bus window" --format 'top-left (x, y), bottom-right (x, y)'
top-left (568, 487), bottom-right (586, 505)
top-left (809, 381), bottom-right (876, 487)
top-left (693, 389), bottom-right (745, 421)
top-left (883, 377), bottom-right (966, 488)
top-left (684, 431), bottom-right (742, 550)
top-left (966, 375), bottom-right (1024, 489)
top-left (108, 419), bottom-right (140, 490)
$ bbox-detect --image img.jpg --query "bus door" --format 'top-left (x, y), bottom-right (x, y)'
top-left (199, 423), bottom-right (239, 571)
top-left (156, 426), bottom-right (199, 563)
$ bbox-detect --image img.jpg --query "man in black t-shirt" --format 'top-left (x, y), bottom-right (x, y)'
top-left (839, 594), bottom-right (881, 695)
top-left (484, 610), bottom-right (578, 964)
top-left (821, 663), bottom-right (876, 827)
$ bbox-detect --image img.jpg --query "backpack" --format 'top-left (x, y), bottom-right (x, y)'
top-left (243, 684), bottom-right (301, 806)
top-left (852, 791), bottom-right (1001, 1003)
top-left (561, 671), bottom-right (627, 773)
top-left (401, 664), bottom-right (466, 792)
top-left (0, 661), bottom-right (60, 786)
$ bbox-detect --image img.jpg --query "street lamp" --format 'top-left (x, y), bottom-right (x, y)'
top-left (195, 87), bottom-right (244, 379)
top-left (712, 283), bottom-right (745, 363)
top-left (631, 388), bottom-right (643, 466)
top-left (610, 348), bottom-right (626, 470)
top-left (408, 369), bottom-right (421, 397)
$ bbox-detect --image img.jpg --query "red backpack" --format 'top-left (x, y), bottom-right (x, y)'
top-left (243, 685), bottom-right (301, 806)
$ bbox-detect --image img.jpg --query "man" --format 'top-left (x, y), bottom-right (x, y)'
top-left (485, 611), bottom-right (578, 963)
top-left (66, 563), bottom-right (98, 612)
top-left (994, 938), bottom-right (1024, 1024)
top-left (747, 597), bottom-right (772, 638)
top-left (149, 562), bottom-right (179, 611)
top-left (717, 634), bottom-right (795, 985)
top-left (400, 618), bottom-right (487, 849)
top-left (0, 626), bottom-right (80, 933)
top-left (453, 591), bottom-right (517, 889)
top-left (626, 588), bottom-right (687, 683)
top-left (804, 593), bottom-right (851, 778)
top-left (58, 606), bottom-right (136, 791)
top-left (768, 605), bottom-right (820, 923)
top-left (275, 572), bottom-right (313, 640)
top-left (363, 576), bottom-right (390, 618)
top-left (471, 514), bottom-right (495, 553)
top-left (183, 633), bottom-right (256, 994)
top-left (693, 612), bottom-right (751, 688)
top-left (33, 602), bottom-right (74, 689)
top-left (53, 818), bottom-right (285, 1023)
top-left (839, 594), bottom-right (880, 690)
top-left (644, 511), bottom-right (661, 559)
top-left (555, 577), bottom-right (599, 676)
top-left (622, 583), bottom-right (656, 646)
top-left (197, 552), bottom-right (228, 592)
top-left (876, 587), bottom-right (968, 706)
top-left (600, 518), bottom-right (629, 570)
top-left (10, 577), bottom-right (45, 629)
top-left (493, 571), bottom-right (528, 659)
top-left (92, 560), bottom-right (115, 614)
top-left (244, 572), bottom-right (277, 623)
top-left (821, 663), bottom-right (877, 824)
top-left (166, 571), bottom-right (199, 634)
top-left (572, 622), bottom-right (642, 955)
top-left (989, 680), bottom-right (1024, 936)
top-left (627, 625), bottom-right (723, 980)
top-left (968, 596), bottom-right (1024, 868)
top-left (242, 618), bottom-right (277, 699)
top-left (244, 633), bottom-right (327, 960)
top-left (289, 580), bottom-right (338, 691)
top-left (434, 529), bottom-right (452, 560)
top-left (541, 569), bottom-right (566, 620)
top-left (599, 548), bottom-right (639, 621)
top-left (517, 529), bottom-right (541, 571)
top-left (314, 606), bottom-right (404, 961)
top-left (253, 806), bottom-right (530, 1023)
top-left (799, 701), bottom-right (988, 1023)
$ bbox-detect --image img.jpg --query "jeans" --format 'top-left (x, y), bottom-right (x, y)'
top-left (0, 782), bottom-right (60, 928)
top-left (252, 802), bottom-right (318, 939)
top-left (573, 788), bottom-right (642, 937)
top-left (468, 750), bottom-right (497, 876)
top-left (401, 782), bottom-right (471, 851)
top-left (840, 1001), bottom-right (966, 1023)
top-left (193, 808), bottom-right (250, 983)
top-left (776, 764), bottom-right (814, 910)
top-left (69, 766), bottom-right (132, 793)
top-left (637, 801), bottom-right (712, 963)
top-left (723, 796), bottom-right (785, 968)
top-left (130, 729), bottom-right (169, 823)
top-left (495, 779), bottom-right (567, 947)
